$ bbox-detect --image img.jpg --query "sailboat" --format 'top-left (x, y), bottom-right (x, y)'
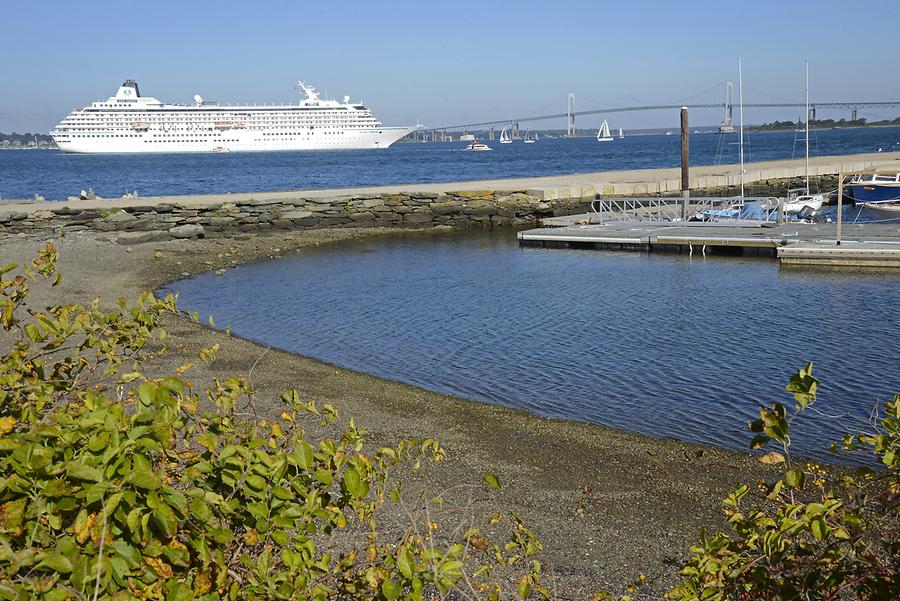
top-left (784, 62), bottom-right (825, 215)
top-left (523, 129), bottom-right (536, 143)
top-left (499, 128), bottom-right (512, 144)
top-left (596, 120), bottom-right (614, 142)
top-left (618, 127), bottom-right (624, 139)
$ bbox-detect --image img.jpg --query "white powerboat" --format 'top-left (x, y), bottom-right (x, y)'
top-left (466, 140), bottom-right (492, 151)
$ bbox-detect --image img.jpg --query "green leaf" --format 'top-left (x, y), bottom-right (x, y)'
top-left (66, 463), bottom-right (102, 482)
top-left (482, 473), bottom-right (502, 490)
top-left (245, 474), bottom-right (266, 491)
top-left (38, 553), bottom-right (73, 573)
top-left (517, 574), bottom-right (532, 599)
top-left (152, 503), bottom-right (178, 538)
top-left (810, 518), bottom-right (828, 541)
top-left (343, 468), bottom-right (369, 500)
top-left (295, 441), bottom-right (314, 469)
top-left (138, 382), bottom-right (157, 406)
top-left (749, 434), bottom-right (771, 450)
top-left (88, 431), bottom-right (111, 453)
top-left (190, 497), bottom-right (213, 522)
top-left (397, 547), bottom-right (415, 578)
top-left (785, 468), bottom-right (806, 489)
top-left (164, 581), bottom-right (194, 601)
top-left (439, 560), bottom-right (463, 581)
top-left (382, 579), bottom-right (403, 600)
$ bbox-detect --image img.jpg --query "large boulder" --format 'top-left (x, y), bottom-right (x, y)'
top-left (115, 231), bottom-right (172, 245)
top-left (168, 224), bottom-right (205, 239)
top-left (105, 210), bottom-right (137, 222)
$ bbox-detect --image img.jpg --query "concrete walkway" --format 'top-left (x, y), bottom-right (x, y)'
top-left (2, 151), bottom-right (899, 217)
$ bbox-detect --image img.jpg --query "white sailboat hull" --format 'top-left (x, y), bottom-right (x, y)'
top-left (783, 194), bottom-right (824, 214)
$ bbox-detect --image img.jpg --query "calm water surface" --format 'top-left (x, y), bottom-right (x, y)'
top-left (165, 231), bottom-right (900, 461)
top-left (4, 126), bottom-right (900, 200)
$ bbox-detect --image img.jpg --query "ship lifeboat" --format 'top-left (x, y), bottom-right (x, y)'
top-left (214, 121), bottom-right (233, 130)
top-left (131, 121), bottom-right (150, 131)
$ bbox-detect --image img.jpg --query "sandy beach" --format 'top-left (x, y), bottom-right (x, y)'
top-left (0, 225), bottom-right (778, 596)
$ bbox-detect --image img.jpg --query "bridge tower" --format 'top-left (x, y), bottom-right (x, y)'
top-left (809, 106), bottom-right (816, 121)
top-left (489, 126), bottom-right (494, 140)
top-left (719, 81), bottom-right (735, 133)
top-left (851, 108), bottom-right (858, 121)
top-left (567, 93), bottom-right (576, 137)
top-left (512, 121), bottom-right (519, 140)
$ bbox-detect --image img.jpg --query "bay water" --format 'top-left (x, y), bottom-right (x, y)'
top-left (165, 230), bottom-right (900, 462)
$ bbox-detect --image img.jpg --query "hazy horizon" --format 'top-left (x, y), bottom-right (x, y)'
top-left (3, 0), bottom-right (899, 134)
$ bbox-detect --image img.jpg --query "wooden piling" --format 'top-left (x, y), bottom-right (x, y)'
top-left (836, 170), bottom-right (843, 246)
top-left (680, 107), bottom-right (689, 218)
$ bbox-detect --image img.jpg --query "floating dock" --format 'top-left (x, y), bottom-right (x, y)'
top-left (518, 220), bottom-right (900, 267)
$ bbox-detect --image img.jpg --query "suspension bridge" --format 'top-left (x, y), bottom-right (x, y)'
top-left (416, 82), bottom-right (900, 141)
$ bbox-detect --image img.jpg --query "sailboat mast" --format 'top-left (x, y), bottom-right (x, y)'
top-left (805, 61), bottom-right (810, 195)
top-left (738, 58), bottom-right (745, 198)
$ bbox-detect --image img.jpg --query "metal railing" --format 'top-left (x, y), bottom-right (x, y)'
top-left (589, 196), bottom-right (783, 225)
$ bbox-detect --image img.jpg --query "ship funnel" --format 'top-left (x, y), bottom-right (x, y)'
top-left (115, 80), bottom-right (141, 99)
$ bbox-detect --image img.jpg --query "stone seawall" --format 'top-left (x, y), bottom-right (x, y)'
top-left (0, 190), bottom-right (589, 242)
top-left (0, 173), bottom-right (851, 242)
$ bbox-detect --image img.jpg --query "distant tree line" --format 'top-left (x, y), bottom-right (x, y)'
top-left (0, 132), bottom-right (54, 143)
top-left (754, 116), bottom-right (900, 131)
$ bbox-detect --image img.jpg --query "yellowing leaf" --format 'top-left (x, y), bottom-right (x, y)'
top-left (758, 451), bottom-right (786, 465)
top-left (483, 473), bottom-right (502, 490)
top-left (0, 416), bottom-right (15, 436)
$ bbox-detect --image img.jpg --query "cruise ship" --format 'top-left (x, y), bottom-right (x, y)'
top-left (50, 80), bottom-right (417, 153)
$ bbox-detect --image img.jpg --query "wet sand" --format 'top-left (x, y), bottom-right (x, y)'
top-left (0, 226), bottom-right (778, 595)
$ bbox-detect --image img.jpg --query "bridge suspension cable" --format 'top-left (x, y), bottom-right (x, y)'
top-left (431, 101), bottom-right (900, 131)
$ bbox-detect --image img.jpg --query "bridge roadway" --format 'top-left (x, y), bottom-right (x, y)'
top-left (432, 101), bottom-right (900, 132)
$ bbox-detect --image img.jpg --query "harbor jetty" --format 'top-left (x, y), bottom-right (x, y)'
top-left (2, 151), bottom-right (899, 267)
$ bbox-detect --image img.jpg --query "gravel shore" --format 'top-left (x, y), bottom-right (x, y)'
top-left (0, 226), bottom-right (777, 596)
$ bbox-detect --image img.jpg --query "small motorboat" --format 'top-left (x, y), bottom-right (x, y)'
top-left (466, 140), bottom-right (492, 151)
top-left (212, 146), bottom-right (230, 153)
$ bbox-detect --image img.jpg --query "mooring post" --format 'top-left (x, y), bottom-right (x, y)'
top-left (836, 170), bottom-right (843, 246)
top-left (680, 107), bottom-right (689, 219)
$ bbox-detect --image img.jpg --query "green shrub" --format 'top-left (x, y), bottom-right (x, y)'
top-left (667, 364), bottom-right (899, 601)
top-left (0, 244), bottom-right (553, 600)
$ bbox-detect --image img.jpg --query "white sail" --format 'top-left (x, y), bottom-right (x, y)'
top-left (597, 119), bottom-right (613, 142)
top-left (618, 127), bottom-right (624, 139)
top-left (499, 128), bottom-right (512, 143)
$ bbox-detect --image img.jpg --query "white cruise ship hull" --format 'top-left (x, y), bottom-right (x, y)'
top-left (50, 79), bottom-right (418, 154)
top-left (53, 126), bottom-right (416, 154)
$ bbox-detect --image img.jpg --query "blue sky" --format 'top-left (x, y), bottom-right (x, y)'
top-left (2, 0), bottom-right (899, 133)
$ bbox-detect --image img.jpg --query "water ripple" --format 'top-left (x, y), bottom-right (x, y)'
top-left (166, 230), bottom-right (900, 461)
